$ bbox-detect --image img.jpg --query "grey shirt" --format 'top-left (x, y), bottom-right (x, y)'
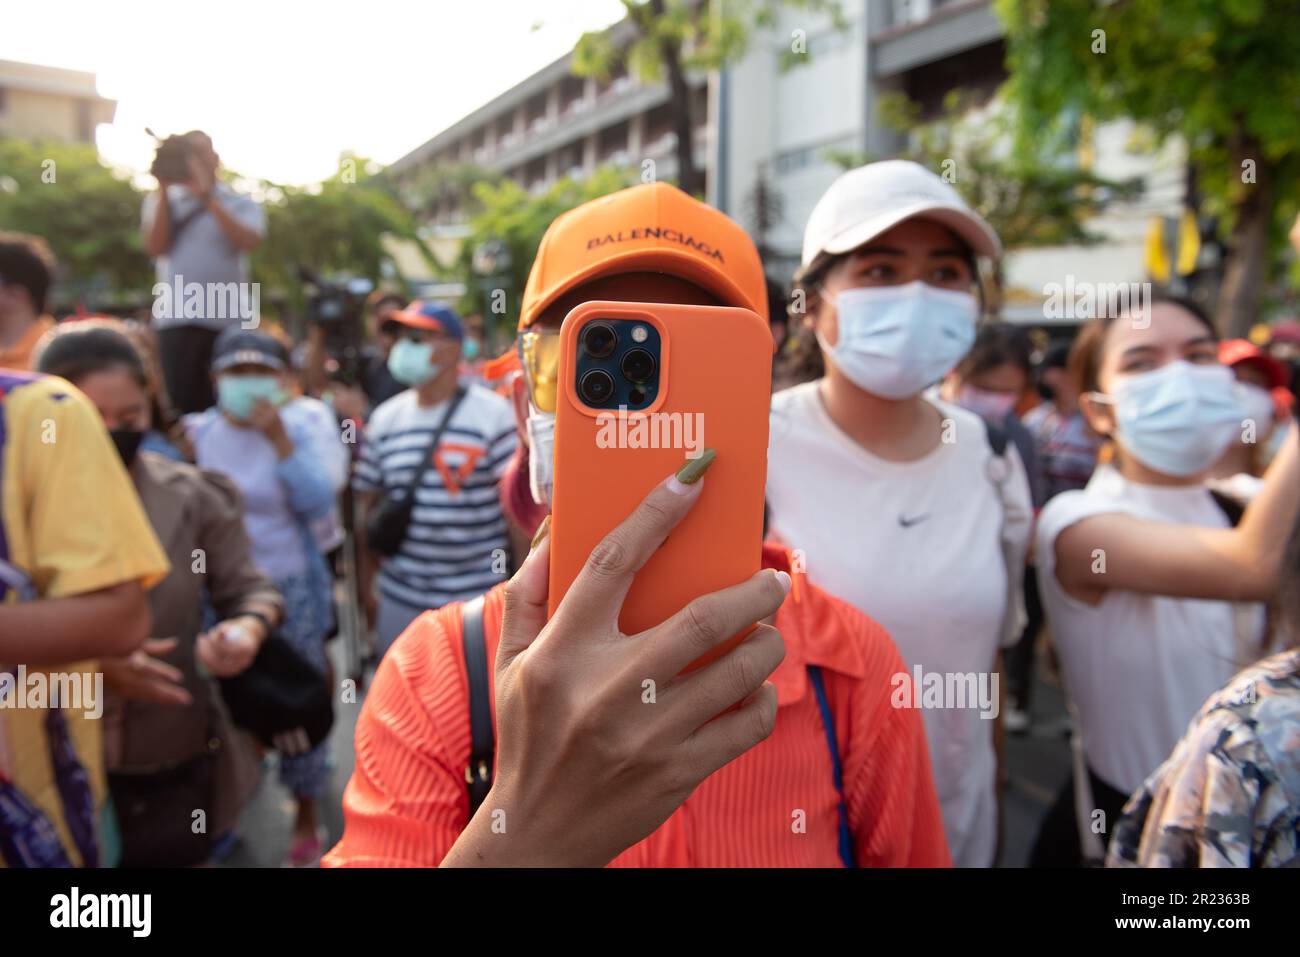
top-left (142, 183), bottom-right (265, 330)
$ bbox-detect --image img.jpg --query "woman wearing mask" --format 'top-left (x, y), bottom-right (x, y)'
top-left (939, 322), bottom-right (1047, 509)
top-left (35, 321), bottom-right (283, 867)
top-left (767, 160), bottom-right (1034, 867)
top-left (185, 326), bottom-right (348, 867)
top-left (1031, 296), bottom-right (1300, 867)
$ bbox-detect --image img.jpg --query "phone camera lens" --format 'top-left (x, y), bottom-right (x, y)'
top-left (582, 322), bottom-right (617, 359)
top-left (579, 369), bottom-right (616, 406)
top-left (620, 348), bottom-right (656, 384)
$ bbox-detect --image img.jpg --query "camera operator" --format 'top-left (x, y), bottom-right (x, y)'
top-left (303, 289), bottom-right (407, 422)
top-left (141, 131), bottom-right (265, 415)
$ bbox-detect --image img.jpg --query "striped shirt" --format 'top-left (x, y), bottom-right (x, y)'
top-left (354, 385), bottom-right (516, 609)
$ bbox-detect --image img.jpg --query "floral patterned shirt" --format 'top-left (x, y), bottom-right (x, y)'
top-left (1107, 648), bottom-right (1300, 868)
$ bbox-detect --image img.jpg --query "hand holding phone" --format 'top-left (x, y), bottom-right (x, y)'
top-left (442, 466), bottom-right (789, 868)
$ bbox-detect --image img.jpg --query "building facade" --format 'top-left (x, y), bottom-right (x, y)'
top-left (391, 1), bottom-right (1187, 323)
top-left (0, 59), bottom-right (117, 144)
top-left (715, 0), bottom-right (1187, 319)
top-left (388, 18), bottom-right (710, 228)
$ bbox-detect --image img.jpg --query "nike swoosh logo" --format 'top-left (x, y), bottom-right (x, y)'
top-left (898, 513), bottom-right (930, 528)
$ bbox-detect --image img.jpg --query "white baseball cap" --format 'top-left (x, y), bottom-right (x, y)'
top-left (801, 159), bottom-right (1001, 267)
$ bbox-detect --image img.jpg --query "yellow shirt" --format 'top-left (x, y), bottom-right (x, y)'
top-left (0, 370), bottom-right (170, 866)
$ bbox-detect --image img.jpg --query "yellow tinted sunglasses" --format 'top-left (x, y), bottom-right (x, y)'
top-left (520, 327), bottom-right (562, 414)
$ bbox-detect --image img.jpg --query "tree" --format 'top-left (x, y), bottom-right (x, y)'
top-left (461, 166), bottom-right (632, 335)
top-left (573, 0), bottom-right (845, 197)
top-left (251, 154), bottom-right (429, 316)
top-left (400, 160), bottom-right (502, 222)
top-left (0, 138), bottom-right (152, 307)
top-left (995, 0), bottom-right (1300, 335)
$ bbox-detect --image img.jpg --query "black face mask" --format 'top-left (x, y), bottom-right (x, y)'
top-left (1036, 380), bottom-right (1056, 401)
top-left (110, 428), bottom-right (145, 467)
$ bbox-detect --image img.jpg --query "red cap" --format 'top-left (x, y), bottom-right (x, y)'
top-left (1219, 338), bottom-right (1289, 390)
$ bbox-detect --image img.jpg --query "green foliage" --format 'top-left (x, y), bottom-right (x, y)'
top-left (460, 166), bottom-right (634, 331)
top-left (400, 161), bottom-right (502, 221)
top-left (574, 0), bottom-right (845, 81)
top-left (0, 138), bottom-right (152, 303)
top-left (251, 154), bottom-right (426, 312)
top-left (995, 0), bottom-right (1300, 254)
top-left (831, 90), bottom-right (1142, 250)
top-left (0, 141), bottom-right (426, 317)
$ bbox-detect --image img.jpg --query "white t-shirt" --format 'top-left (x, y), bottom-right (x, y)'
top-left (766, 381), bottom-right (1033, 867)
top-left (1036, 465), bottom-right (1256, 794)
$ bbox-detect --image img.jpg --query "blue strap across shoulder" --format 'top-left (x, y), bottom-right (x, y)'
top-left (807, 664), bottom-right (855, 868)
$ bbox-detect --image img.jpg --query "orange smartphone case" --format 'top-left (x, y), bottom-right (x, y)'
top-left (548, 300), bottom-right (772, 666)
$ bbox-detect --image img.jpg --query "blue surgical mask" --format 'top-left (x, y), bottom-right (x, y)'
top-left (462, 337), bottom-right (481, 361)
top-left (821, 281), bottom-right (977, 399)
top-left (217, 374), bottom-right (284, 421)
top-left (388, 338), bottom-right (440, 386)
top-left (1097, 361), bottom-right (1243, 477)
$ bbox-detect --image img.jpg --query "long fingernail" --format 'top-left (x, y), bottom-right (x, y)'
top-left (668, 447), bottom-right (715, 494)
top-left (529, 514), bottom-right (551, 551)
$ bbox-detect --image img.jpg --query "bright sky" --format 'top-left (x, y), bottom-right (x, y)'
top-left (1, 0), bottom-right (626, 185)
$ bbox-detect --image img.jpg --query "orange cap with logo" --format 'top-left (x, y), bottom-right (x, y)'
top-left (517, 181), bottom-right (767, 331)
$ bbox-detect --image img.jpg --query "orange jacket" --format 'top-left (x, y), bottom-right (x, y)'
top-left (324, 544), bottom-right (950, 867)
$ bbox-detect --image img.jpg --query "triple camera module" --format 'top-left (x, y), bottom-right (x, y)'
top-left (576, 319), bottom-right (661, 411)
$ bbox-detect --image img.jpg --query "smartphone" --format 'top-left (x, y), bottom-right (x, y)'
top-left (548, 299), bottom-right (772, 669)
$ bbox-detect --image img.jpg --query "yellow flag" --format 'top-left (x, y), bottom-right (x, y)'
top-left (1146, 216), bottom-right (1171, 283)
top-left (1176, 209), bottom-right (1200, 276)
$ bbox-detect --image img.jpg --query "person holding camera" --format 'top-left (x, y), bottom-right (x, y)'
top-left (141, 130), bottom-right (265, 416)
top-left (352, 300), bottom-right (519, 657)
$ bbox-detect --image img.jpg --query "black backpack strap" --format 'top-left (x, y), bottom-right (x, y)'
top-left (983, 418), bottom-right (1010, 458)
top-left (403, 385), bottom-right (468, 503)
top-left (461, 595), bottom-right (494, 818)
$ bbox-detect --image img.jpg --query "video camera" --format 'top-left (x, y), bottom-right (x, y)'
top-left (146, 128), bottom-right (193, 182)
top-left (299, 266), bottom-right (374, 387)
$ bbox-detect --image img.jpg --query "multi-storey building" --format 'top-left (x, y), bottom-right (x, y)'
top-left (0, 59), bottom-right (117, 144)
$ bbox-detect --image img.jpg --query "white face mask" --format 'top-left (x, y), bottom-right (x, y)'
top-left (526, 407), bottom-right (555, 507)
top-left (820, 281), bottom-right (978, 399)
top-left (1095, 361), bottom-right (1243, 478)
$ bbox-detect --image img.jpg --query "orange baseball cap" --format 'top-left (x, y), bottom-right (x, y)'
top-left (517, 181), bottom-right (767, 331)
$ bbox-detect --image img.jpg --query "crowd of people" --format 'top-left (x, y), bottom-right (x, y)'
top-left (2, 132), bottom-right (1299, 869)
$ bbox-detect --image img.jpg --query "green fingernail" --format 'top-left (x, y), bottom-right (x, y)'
top-left (675, 448), bottom-right (716, 485)
top-left (529, 514), bottom-right (551, 551)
